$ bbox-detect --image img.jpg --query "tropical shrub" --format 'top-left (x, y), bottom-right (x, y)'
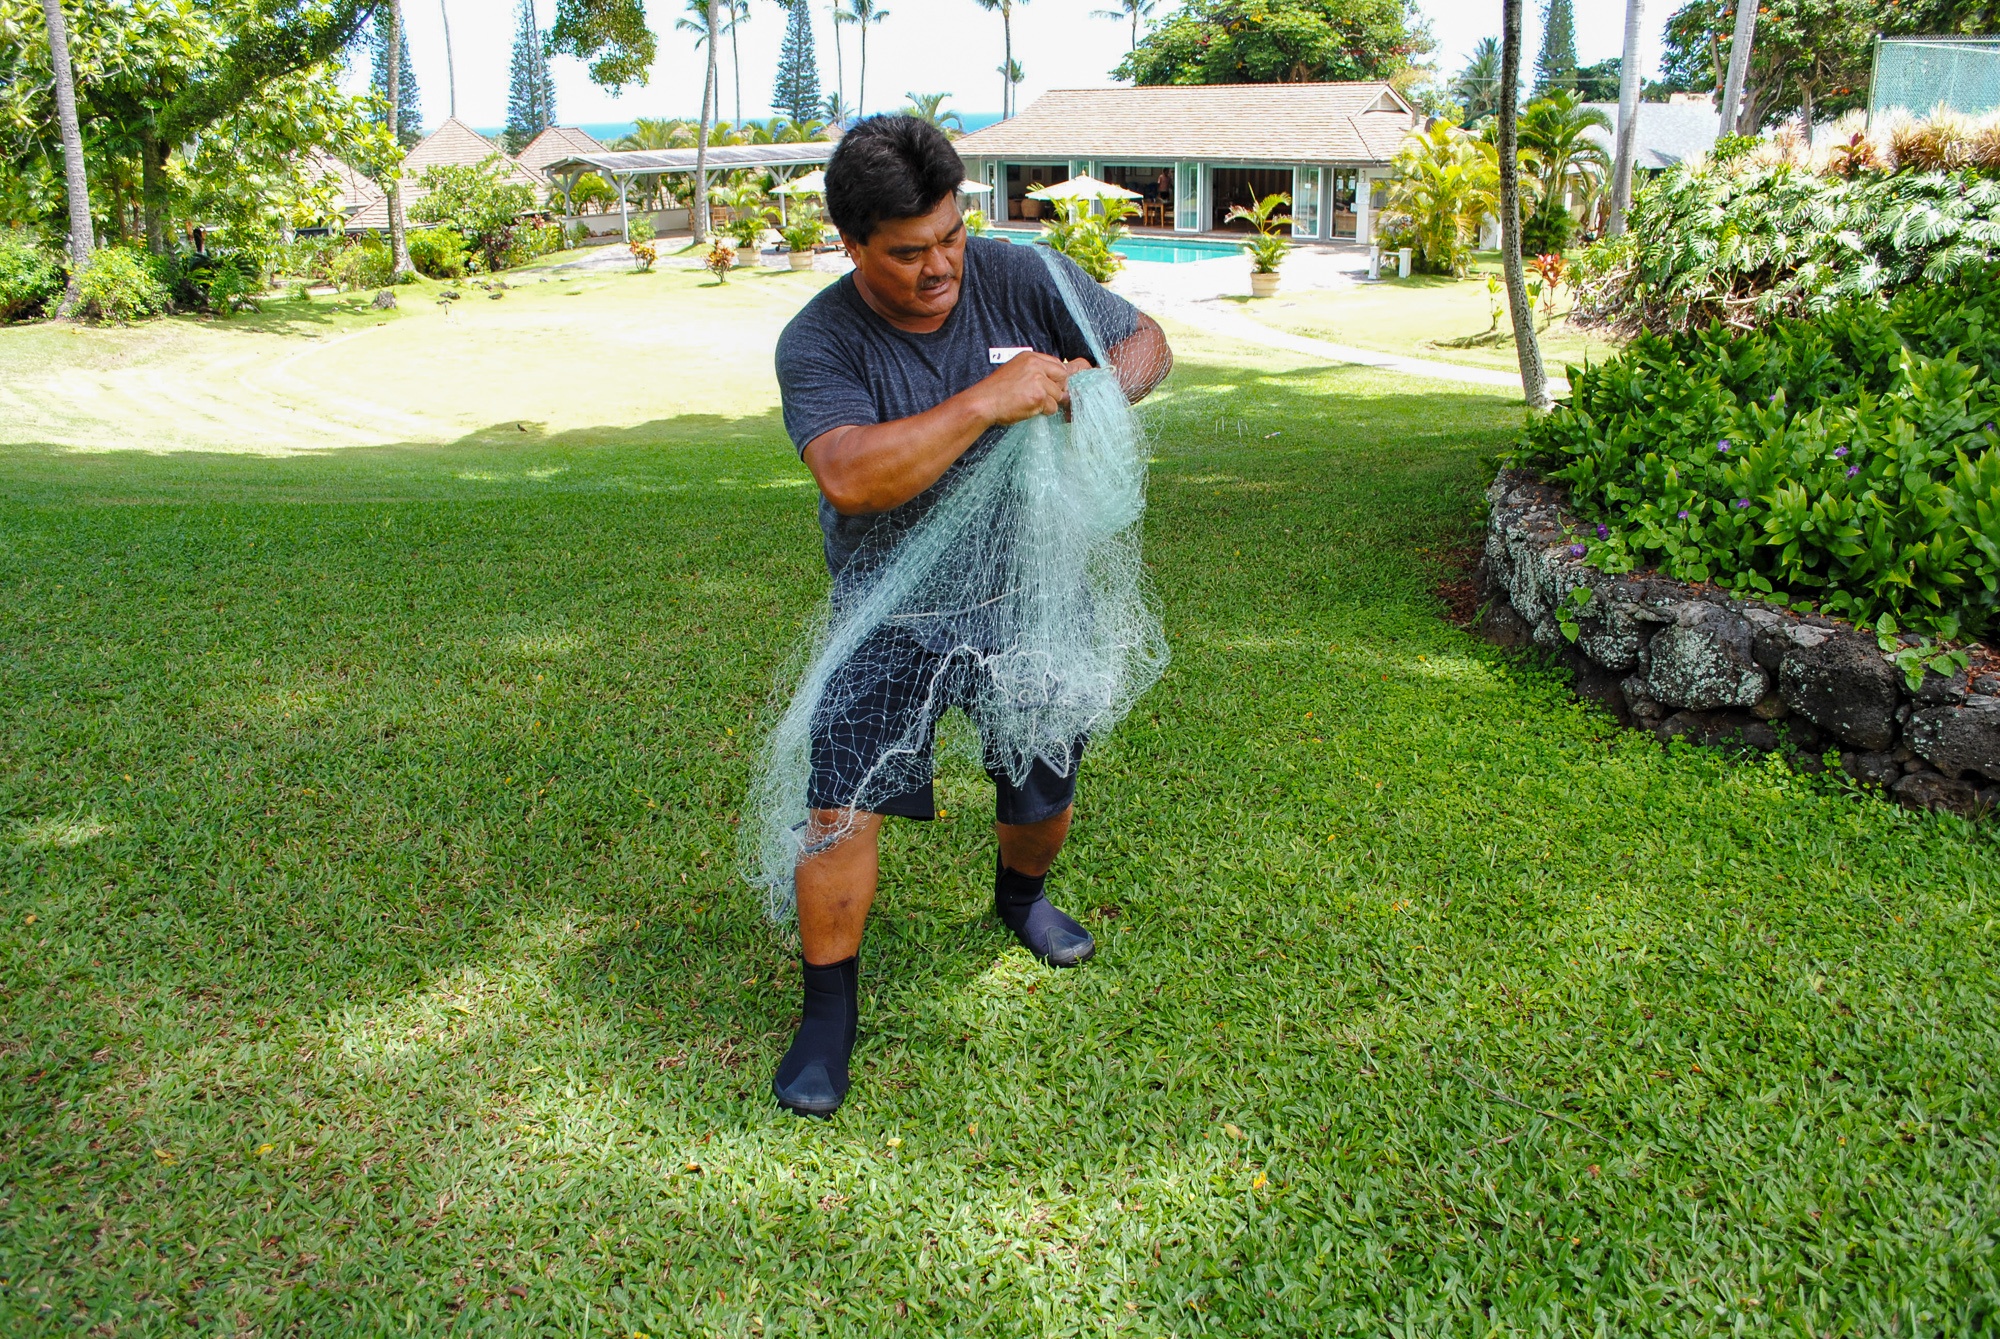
top-left (1384, 122), bottom-right (1495, 276)
top-left (963, 208), bottom-right (989, 236)
top-left (407, 227), bottom-right (468, 278)
top-left (566, 172), bottom-right (618, 213)
top-left (327, 238), bottom-right (395, 292)
top-left (0, 230), bottom-right (62, 320)
top-left (163, 250), bottom-right (262, 314)
top-left (1040, 197), bottom-right (1130, 283)
top-left (411, 157), bottom-right (536, 271)
top-left (1520, 199), bottom-right (1573, 257)
top-left (704, 241), bottom-right (736, 282)
top-left (73, 247), bottom-right (170, 323)
top-left (1513, 267), bottom-right (2000, 644)
top-left (1573, 157), bottom-right (2000, 337)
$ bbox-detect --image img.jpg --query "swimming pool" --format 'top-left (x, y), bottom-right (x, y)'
top-left (987, 228), bottom-right (1246, 265)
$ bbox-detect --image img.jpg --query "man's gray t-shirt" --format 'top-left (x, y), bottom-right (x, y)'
top-left (776, 236), bottom-right (1140, 587)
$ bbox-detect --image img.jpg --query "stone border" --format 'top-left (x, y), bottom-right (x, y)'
top-left (1476, 469), bottom-right (2000, 818)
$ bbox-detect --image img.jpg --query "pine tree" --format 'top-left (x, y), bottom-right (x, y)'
top-left (1533, 0), bottom-right (1577, 96)
top-left (771, 0), bottom-right (821, 122)
top-left (370, 7), bottom-right (423, 145)
top-left (505, 0), bottom-right (559, 151)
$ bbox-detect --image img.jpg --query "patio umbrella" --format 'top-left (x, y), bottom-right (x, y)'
top-left (1026, 174), bottom-right (1141, 202)
top-left (773, 169), bottom-right (826, 195)
top-left (958, 179), bottom-right (993, 193)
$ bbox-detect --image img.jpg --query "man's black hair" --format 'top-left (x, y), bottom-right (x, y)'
top-left (824, 115), bottom-right (965, 244)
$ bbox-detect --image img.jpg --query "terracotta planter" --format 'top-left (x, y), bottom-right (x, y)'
top-left (788, 251), bottom-right (816, 271)
top-left (734, 247), bottom-right (759, 268)
top-left (1250, 270), bottom-right (1281, 298)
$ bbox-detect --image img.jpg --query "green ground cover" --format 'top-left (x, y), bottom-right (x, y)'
top-left (1248, 255), bottom-right (1624, 377)
top-left (2, 283), bottom-right (1998, 1335)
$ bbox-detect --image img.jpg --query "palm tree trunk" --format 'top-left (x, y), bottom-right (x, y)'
top-left (39, 0), bottom-right (94, 315)
top-left (1129, 6), bottom-right (1137, 50)
top-left (440, 0), bottom-right (457, 119)
top-left (1607, 0), bottom-right (1643, 237)
top-left (694, 9), bottom-right (717, 242)
top-left (385, 0), bottom-right (414, 278)
top-left (1717, 0), bottom-right (1758, 139)
top-left (1002, 12), bottom-right (1013, 118)
top-left (729, 0), bottom-right (742, 128)
top-left (857, 22), bottom-right (867, 114)
top-left (1499, 0), bottom-right (1549, 411)
top-left (830, 3), bottom-right (844, 113)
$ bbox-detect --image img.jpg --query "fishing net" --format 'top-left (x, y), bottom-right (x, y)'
top-left (741, 248), bottom-right (1169, 917)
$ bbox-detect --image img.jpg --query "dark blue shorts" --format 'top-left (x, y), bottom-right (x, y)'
top-left (807, 630), bottom-right (1084, 825)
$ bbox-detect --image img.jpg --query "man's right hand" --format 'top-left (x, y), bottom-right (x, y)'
top-left (973, 353), bottom-right (1092, 427)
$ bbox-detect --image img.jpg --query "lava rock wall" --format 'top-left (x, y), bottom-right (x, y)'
top-left (1477, 470), bottom-right (2000, 817)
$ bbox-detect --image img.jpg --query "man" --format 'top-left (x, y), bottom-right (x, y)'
top-left (770, 116), bottom-right (1172, 1116)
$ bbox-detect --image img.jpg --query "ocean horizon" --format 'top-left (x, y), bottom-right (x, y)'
top-left (470, 111), bottom-right (1005, 143)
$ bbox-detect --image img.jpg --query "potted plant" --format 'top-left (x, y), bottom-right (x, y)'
top-left (1226, 191), bottom-right (1291, 298)
top-left (712, 182), bottom-right (774, 266)
top-left (779, 203), bottom-right (826, 271)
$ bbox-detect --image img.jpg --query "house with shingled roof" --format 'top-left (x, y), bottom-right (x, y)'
top-left (514, 125), bottom-right (608, 185)
top-left (953, 82), bottom-right (1418, 244)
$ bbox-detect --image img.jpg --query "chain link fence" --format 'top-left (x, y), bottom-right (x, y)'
top-left (1869, 36), bottom-right (2000, 122)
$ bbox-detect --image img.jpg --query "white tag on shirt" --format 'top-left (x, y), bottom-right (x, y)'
top-left (988, 346), bottom-right (1034, 364)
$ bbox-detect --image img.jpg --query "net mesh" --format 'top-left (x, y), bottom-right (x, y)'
top-left (741, 247), bottom-right (1169, 917)
top-left (1871, 37), bottom-right (2000, 122)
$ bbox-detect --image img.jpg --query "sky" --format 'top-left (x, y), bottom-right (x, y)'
top-left (356, 0), bottom-right (1674, 134)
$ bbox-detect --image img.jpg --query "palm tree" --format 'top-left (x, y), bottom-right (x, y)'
top-left (1385, 122), bottom-right (1499, 275)
top-left (1452, 36), bottom-right (1503, 125)
top-left (771, 115), bottom-right (829, 142)
top-left (971, 0), bottom-right (1026, 119)
top-left (1498, 0), bottom-right (1549, 410)
top-left (726, 0), bottom-right (747, 129)
top-left (1088, 0), bottom-right (1153, 51)
top-left (828, 0), bottom-right (846, 117)
top-left (903, 92), bottom-right (964, 135)
top-left (616, 116), bottom-right (698, 150)
top-left (37, 0), bottom-right (94, 315)
top-left (839, 0), bottom-right (888, 115)
top-left (678, 0), bottom-right (721, 240)
top-left (997, 58), bottom-right (1023, 117)
top-left (1607, 0), bottom-right (1645, 237)
top-left (821, 93), bottom-right (852, 126)
top-left (1517, 90), bottom-right (1612, 216)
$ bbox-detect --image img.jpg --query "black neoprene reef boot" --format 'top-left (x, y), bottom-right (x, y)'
top-left (995, 856), bottom-right (1095, 967)
top-left (772, 954), bottom-right (858, 1117)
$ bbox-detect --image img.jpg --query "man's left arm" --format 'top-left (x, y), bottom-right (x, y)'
top-left (1106, 313), bottom-right (1172, 405)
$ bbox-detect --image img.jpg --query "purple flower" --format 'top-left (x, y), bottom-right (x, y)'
top-left (1595, 524), bottom-right (1608, 539)
top-left (1718, 439), bottom-right (1733, 453)
top-left (1734, 498), bottom-right (1751, 509)
top-left (1567, 543), bottom-right (1587, 558)
top-left (1833, 446), bottom-right (1849, 458)
top-left (1846, 465), bottom-right (1861, 477)
top-left (1677, 509), bottom-right (1690, 519)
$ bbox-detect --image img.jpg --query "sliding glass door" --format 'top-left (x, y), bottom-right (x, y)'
top-left (1291, 166), bottom-right (1322, 238)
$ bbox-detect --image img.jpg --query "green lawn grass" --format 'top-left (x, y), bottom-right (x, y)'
top-left (2, 290), bottom-right (1998, 1335)
top-left (1247, 255), bottom-right (1625, 377)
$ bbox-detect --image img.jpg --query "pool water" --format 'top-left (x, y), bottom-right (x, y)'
top-left (987, 228), bottom-right (1245, 265)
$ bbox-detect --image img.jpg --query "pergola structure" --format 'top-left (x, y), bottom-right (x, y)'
top-left (541, 141), bottom-right (838, 242)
